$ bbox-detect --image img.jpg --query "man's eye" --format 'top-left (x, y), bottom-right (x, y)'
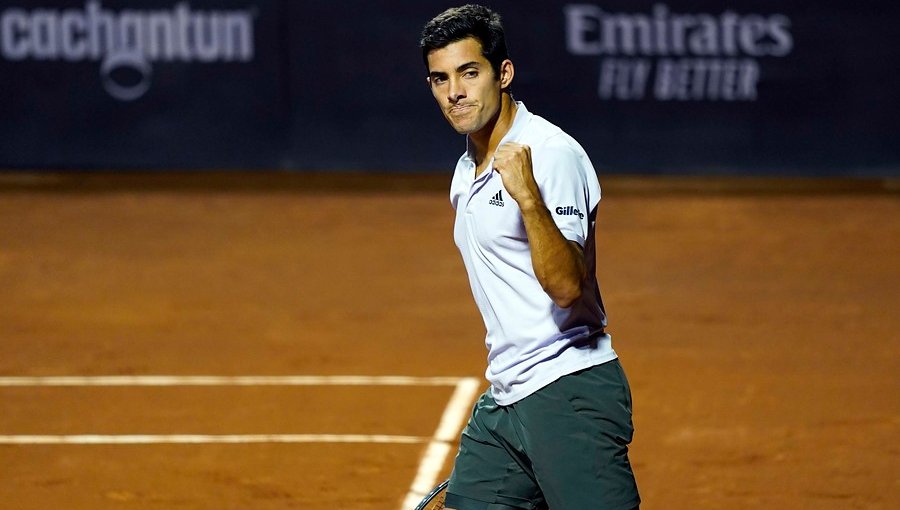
top-left (464, 71), bottom-right (478, 78)
top-left (432, 77), bottom-right (447, 85)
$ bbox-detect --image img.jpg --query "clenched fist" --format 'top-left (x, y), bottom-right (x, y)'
top-left (493, 143), bottom-right (543, 207)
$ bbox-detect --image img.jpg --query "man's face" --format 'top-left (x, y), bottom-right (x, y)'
top-left (426, 37), bottom-right (505, 136)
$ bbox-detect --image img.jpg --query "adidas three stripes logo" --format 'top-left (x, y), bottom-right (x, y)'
top-left (488, 190), bottom-right (505, 207)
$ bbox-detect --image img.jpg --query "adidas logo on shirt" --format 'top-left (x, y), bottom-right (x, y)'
top-left (489, 190), bottom-right (505, 207)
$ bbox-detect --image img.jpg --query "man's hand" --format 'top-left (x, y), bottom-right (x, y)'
top-left (493, 143), bottom-right (542, 208)
top-left (492, 143), bottom-right (586, 308)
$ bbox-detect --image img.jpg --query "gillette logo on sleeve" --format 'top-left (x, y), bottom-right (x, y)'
top-left (555, 206), bottom-right (585, 219)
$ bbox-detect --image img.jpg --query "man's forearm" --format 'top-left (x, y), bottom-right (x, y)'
top-left (518, 198), bottom-right (586, 308)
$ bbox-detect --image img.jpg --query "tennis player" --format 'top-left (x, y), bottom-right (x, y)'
top-left (420, 5), bottom-right (640, 509)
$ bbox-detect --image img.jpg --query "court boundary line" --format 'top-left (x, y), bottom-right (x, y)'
top-left (0, 373), bottom-right (482, 507)
top-left (0, 375), bottom-right (468, 387)
top-left (399, 377), bottom-right (481, 510)
top-left (0, 434), bottom-right (428, 445)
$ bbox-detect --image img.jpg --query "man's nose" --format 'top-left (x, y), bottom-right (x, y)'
top-left (448, 77), bottom-right (466, 102)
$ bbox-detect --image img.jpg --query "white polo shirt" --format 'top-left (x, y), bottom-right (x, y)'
top-left (450, 102), bottom-right (617, 405)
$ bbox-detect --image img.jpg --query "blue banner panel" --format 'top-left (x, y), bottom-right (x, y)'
top-left (0, 1), bottom-right (898, 175)
top-left (0, 0), bottom-right (289, 169)
top-left (486, 0), bottom-right (900, 175)
top-left (283, 2), bottom-right (458, 172)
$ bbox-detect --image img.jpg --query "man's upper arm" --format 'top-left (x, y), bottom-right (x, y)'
top-left (533, 144), bottom-right (597, 248)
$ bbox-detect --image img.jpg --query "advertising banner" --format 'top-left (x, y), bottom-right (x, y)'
top-left (1, 1), bottom-right (897, 175)
top-left (0, 0), bottom-right (288, 169)
top-left (490, 1), bottom-right (899, 175)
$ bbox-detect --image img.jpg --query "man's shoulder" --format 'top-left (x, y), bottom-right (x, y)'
top-left (519, 114), bottom-right (584, 153)
top-left (519, 113), bottom-right (562, 143)
top-left (521, 119), bottom-right (590, 170)
top-left (517, 113), bottom-right (598, 186)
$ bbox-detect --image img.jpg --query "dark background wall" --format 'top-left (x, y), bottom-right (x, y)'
top-left (1, 1), bottom-right (897, 175)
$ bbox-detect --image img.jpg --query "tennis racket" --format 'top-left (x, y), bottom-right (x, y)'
top-left (414, 479), bottom-right (448, 510)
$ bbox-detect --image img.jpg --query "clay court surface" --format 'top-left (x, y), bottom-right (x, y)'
top-left (0, 173), bottom-right (897, 509)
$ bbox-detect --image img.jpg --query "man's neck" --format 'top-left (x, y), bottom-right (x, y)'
top-left (469, 93), bottom-right (517, 168)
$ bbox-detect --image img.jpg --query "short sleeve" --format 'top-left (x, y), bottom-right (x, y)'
top-left (532, 142), bottom-right (601, 247)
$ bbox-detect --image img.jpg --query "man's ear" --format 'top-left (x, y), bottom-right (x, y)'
top-left (499, 59), bottom-right (514, 89)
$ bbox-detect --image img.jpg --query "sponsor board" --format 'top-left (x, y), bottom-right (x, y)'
top-left (0, 1), bottom-right (895, 174)
top-left (0, 1), bottom-right (257, 100)
top-left (564, 3), bottom-right (793, 101)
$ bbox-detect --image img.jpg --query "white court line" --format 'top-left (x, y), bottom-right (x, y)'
top-left (0, 375), bottom-right (467, 387)
top-left (399, 377), bottom-right (481, 510)
top-left (0, 373), bottom-right (482, 506)
top-left (0, 434), bottom-right (427, 445)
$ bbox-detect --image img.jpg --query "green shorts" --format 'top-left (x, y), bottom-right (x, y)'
top-left (446, 359), bottom-right (640, 510)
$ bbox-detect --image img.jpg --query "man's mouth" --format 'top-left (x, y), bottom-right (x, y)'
top-left (449, 104), bottom-right (475, 116)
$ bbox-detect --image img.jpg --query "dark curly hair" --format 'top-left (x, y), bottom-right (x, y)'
top-left (420, 4), bottom-right (510, 78)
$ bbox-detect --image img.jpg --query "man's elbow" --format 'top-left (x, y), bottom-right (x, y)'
top-left (550, 284), bottom-right (582, 308)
